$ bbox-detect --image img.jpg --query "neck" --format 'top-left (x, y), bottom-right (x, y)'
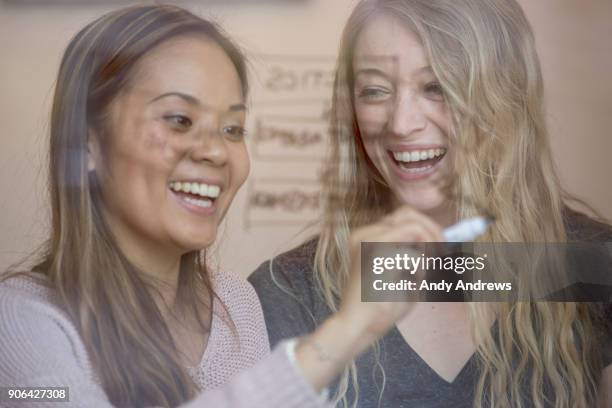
top-left (422, 202), bottom-right (457, 229)
top-left (103, 212), bottom-right (183, 306)
top-left (391, 197), bottom-right (457, 229)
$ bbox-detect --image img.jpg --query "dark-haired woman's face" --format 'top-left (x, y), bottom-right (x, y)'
top-left (89, 36), bottom-right (249, 259)
top-left (353, 14), bottom-right (453, 216)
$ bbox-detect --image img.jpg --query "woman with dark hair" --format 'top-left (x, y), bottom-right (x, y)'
top-left (0, 5), bottom-right (424, 407)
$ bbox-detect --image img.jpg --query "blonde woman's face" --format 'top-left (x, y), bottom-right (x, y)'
top-left (89, 36), bottom-right (249, 257)
top-left (353, 14), bottom-right (453, 215)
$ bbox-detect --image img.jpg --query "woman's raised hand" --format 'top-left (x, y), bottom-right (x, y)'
top-left (338, 205), bottom-right (444, 339)
top-left (295, 206), bottom-right (443, 392)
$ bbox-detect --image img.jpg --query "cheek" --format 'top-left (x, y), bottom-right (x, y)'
top-left (426, 102), bottom-right (452, 136)
top-left (145, 125), bottom-right (194, 170)
top-left (108, 123), bottom-right (186, 179)
top-left (229, 144), bottom-right (250, 190)
top-left (355, 107), bottom-right (388, 164)
top-left (355, 103), bottom-right (390, 137)
top-left (361, 137), bottom-right (388, 177)
top-left (99, 160), bottom-right (158, 214)
top-left (100, 144), bottom-right (178, 216)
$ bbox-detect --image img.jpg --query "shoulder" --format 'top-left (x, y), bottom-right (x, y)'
top-left (192, 269), bottom-right (269, 390)
top-left (209, 269), bottom-right (267, 337)
top-left (564, 207), bottom-right (612, 242)
top-left (0, 272), bottom-right (56, 302)
top-left (0, 273), bottom-right (83, 347)
top-left (0, 274), bottom-right (99, 388)
top-left (248, 238), bottom-right (318, 297)
top-left (247, 239), bottom-right (328, 347)
top-left (211, 268), bottom-right (261, 308)
top-left (209, 268), bottom-right (270, 348)
top-left (0, 273), bottom-right (66, 326)
top-left (564, 209), bottom-right (612, 355)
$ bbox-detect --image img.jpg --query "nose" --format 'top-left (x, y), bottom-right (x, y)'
top-left (189, 122), bottom-right (228, 167)
top-left (388, 92), bottom-right (427, 137)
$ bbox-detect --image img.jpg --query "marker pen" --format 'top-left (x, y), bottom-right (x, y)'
top-left (443, 216), bottom-right (493, 243)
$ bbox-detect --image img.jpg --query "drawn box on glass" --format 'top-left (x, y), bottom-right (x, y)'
top-left (244, 178), bottom-right (321, 228)
top-left (251, 115), bottom-right (328, 161)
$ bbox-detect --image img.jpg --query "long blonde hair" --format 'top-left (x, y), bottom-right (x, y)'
top-left (5, 5), bottom-right (248, 407)
top-left (316, 0), bottom-right (602, 406)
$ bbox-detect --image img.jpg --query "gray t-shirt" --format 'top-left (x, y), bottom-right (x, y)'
top-left (249, 210), bottom-right (612, 407)
top-left (249, 239), bottom-right (479, 407)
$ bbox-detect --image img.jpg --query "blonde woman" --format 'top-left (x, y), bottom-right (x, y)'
top-left (0, 5), bottom-right (429, 407)
top-left (250, 0), bottom-right (612, 406)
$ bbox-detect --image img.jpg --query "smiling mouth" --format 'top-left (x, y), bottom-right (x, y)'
top-left (168, 181), bottom-right (221, 209)
top-left (389, 148), bottom-right (447, 174)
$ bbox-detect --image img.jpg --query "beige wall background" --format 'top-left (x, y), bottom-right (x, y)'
top-left (0, 0), bottom-right (610, 277)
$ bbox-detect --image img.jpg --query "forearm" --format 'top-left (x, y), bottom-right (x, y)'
top-left (294, 315), bottom-right (377, 392)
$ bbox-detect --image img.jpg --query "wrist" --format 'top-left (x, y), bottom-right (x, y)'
top-left (335, 306), bottom-right (391, 346)
top-left (318, 313), bottom-right (379, 358)
top-left (293, 314), bottom-right (378, 391)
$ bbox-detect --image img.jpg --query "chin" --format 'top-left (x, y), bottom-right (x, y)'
top-left (174, 230), bottom-right (217, 253)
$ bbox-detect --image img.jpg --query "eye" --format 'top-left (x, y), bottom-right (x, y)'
top-left (357, 86), bottom-right (391, 102)
top-left (163, 114), bottom-right (193, 131)
top-left (424, 82), bottom-right (444, 99)
top-left (222, 125), bottom-right (247, 140)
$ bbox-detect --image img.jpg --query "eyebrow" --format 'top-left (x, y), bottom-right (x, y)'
top-left (354, 67), bottom-right (392, 80)
top-left (149, 92), bottom-right (246, 113)
top-left (150, 92), bottom-right (199, 105)
top-left (414, 65), bottom-right (434, 75)
top-left (228, 103), bottom-right (247, 112)
top-left (354, 65), bottom-right (434, 78)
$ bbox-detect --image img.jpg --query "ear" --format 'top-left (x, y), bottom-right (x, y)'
top-left (87, 129), bottom-right (101, 172)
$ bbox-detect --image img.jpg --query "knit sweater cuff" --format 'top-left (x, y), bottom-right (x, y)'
top-left (244, 339), bottom-right (333, 407)
top-left (284, 338), bottom-right (330, 402)
top-left (186, 340), bottom-right (333, 408)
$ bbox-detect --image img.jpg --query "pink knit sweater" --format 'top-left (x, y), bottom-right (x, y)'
top-left (0, 271), bottom-right (330, 407)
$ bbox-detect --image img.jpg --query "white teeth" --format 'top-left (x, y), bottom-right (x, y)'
top-left (398, 163), bottom-right (434, 173)
top-left (199, 184), bottom-right (209, 197)
top-left (169, 181), bottom-right (221, 199)
top-left (208, 185), bottom-right (220, 198)
top-left (183, 196), bottom-right (212, 208)
top-left (392, 148), bottom-right (446, 163)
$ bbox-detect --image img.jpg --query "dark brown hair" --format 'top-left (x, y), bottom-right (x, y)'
top-left (35, 5), bottom-right (247, 407)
